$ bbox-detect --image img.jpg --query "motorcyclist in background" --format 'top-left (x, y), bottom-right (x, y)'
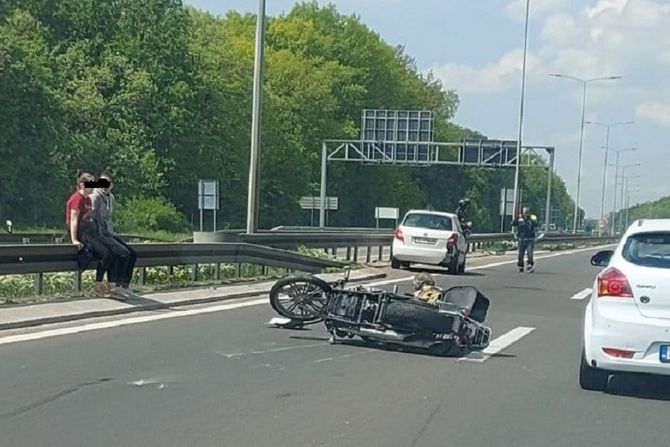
top-left (456, 198), bottom-right (473, 237)
top-left (456, 198), bottom-right (470, 225)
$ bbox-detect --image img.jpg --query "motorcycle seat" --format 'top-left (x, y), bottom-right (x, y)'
top-left (439, 286), bottom-right (489, 323)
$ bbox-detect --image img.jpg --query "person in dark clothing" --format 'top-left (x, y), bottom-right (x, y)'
top-left (66, 171), bottom-right (132, 299)
top-left (512, 207), bottom-right (538, 272)
top-left (90, 169), bottom-right (138, 298)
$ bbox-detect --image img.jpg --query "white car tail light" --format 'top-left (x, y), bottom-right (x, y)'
top-left (394, 228), bottom-right (404, 243)
top-left (597, 267), bottom-right (634, 298)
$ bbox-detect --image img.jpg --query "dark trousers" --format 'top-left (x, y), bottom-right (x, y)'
top-left (95, 235), bottom-right (137, 287)
top-left (517, 238), bottom-right (535, 268)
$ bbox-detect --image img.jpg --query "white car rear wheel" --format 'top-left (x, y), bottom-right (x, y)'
top-left (579, 348), bottom-right (609, 391)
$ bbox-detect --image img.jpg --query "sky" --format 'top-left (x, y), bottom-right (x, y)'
top-left (185, 0), bottom-right (670, 219)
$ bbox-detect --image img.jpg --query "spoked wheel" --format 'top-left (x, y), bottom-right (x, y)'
top-left (269, 276), bottom-right (332, 323)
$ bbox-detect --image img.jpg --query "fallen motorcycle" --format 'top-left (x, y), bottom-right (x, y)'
top-left (268, 269), bottom-right (492, 356)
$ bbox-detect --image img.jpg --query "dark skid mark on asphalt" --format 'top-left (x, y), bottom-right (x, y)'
top-left (0, 377), bottom-right (113, 421)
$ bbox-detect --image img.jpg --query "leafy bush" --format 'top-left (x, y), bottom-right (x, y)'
top-left (115, 197), bottom-right (190, 234)
top-left (296, 245), bottom-right (333, 260)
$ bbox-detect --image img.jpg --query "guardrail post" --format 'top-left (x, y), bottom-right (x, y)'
top-left (261, 265), bottom-right (268, 276)
top-left (378, 245), bottom-right (383, 261)
top-left (366, 246), bottom-right (371, 264)
top-left (74, 271), bottom-right (82, 293)
top-left (353, 246), bottom-right (359, 263)
top-left (215, 263), bottom-right (221, 281)
top-left (34, 273), bottom-right (44, 295)
top-left (191, 264), bottom-right (198, 282)
top-left (168, 265), bottom-right (174, 282)
top-left (237, 263), bottom-right (242, 277)
top-left (139, 267), bottom-right (146, 286)
top-left (346, 247), bottom-right (351, 261)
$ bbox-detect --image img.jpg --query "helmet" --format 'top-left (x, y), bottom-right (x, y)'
top-left (413, 272), bottom-right (435, 291)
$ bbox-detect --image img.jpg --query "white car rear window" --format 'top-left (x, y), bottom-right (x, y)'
top-left (403, 213), bottom-right (453, 231)
top-left (622, 232), bottom-right (670, 269)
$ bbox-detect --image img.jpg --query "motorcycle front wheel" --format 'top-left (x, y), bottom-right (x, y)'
top-left (269, 276), bottom-right (332, 322)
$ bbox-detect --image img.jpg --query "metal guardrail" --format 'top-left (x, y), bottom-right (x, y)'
top-left (224, 231), bottom-right (619, 264)
top-left (0, 232), bottom-right (152, 245)
top-left (0, 243), bottom-right (345, 295)
top-left (0, 230), bottom-right (618, 281)
top-left (0, 242), bottom-right (344, 275)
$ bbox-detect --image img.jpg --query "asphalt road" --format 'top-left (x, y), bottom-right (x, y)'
top-left (1, 246), bottom-right (670, 447)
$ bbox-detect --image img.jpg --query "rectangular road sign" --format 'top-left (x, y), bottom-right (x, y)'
top-left (375, 207), bottom-right (399, 220)
top-left (300, 196), bottom-right (338, 210)
top-left (198, 179), bottom-right (219, 210)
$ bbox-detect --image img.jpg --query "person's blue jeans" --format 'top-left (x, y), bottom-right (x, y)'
top-left (517, 238), bottom-right (535, 269)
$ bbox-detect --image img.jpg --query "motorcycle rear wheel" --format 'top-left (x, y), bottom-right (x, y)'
top-left (269, 276), bottom-right (332, 322)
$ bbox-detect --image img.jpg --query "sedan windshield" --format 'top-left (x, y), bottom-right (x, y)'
top-left (622, 232), bottom-right (670, 269)
top-left (402, 213), bottom-right (453, 231)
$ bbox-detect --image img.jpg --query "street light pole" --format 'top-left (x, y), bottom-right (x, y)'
top-left (618, 168), bottom-right (640, 232)
top-left (549, 74), bottom-right (622, 233)
top-left (246, 0), bottom-right (267, 234)
top-left (584, 120), bottom-right (634, 236)
top-left (625, 186), bottom-right (640, 228)
top-left (601, 125), bottom-right (610, 235)
top-left (611, 151), bottom-right (620, 235)
top-left (609, 148), bottom-right (637, 234)
top-left (574, 81), bottom-right (587, 233)
top-left (511, 0), bottom-right (531, 226)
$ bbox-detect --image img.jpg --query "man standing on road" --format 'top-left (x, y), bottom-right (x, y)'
top-left (512, 207), bottom-right (538, 273)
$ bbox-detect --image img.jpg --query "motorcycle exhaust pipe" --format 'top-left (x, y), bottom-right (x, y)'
top-left (354, 328), bottom-right (407, 341)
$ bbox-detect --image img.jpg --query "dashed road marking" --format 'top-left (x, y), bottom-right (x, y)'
top-left (459, 326), bottom-right (536, 363)
top-left (570, 288), bottom-right (592, 300)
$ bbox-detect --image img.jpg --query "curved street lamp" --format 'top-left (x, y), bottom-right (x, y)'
top-left (585, 120), bottom-right (634, 236)
top-left (549, 74), bottom-right (622, 233)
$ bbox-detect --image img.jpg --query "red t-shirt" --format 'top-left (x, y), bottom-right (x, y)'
top-left (65, 191), bottom-right (93, 227)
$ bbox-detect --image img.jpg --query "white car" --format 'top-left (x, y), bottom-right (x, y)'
top-left (390, 210), bottom-right (468, 274)
top-left (581, 218), bottom-right (670, 391)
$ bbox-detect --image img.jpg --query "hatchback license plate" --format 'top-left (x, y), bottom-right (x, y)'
top-left (414, 237), bottom-right (436, 245)
top-left (660, 345), bottom-right (670, 363)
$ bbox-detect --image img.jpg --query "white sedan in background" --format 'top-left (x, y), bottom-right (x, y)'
top-left (581, 219), bottom-right (670, 391)
top-left (390, 210), bottom-right (468, 274)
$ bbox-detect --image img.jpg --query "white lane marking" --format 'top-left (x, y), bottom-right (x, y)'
top-left (314, 357), bottom-right (335, 364)
top-left (0, 244), bottom-right (614, 346)
top-left (570, 288), bottom-right (592, 300)
top-left (459, 326), bottom-right (536, 363)
top-left (218, 342), bottom-right (327, 359)
top-left (0, 298), bottom-right (267, 347)
top-left (313, 349), bottom-right (373, 364)
top-left (249, 343), bottom-right (326, 355)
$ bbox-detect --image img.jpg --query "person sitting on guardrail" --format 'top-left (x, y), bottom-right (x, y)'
top-left (512, 207), bottom-right (538, 273)
top-left (90, 168), bottom-right (138, 298)
top-left (66, 171), bottom-right (132, 300)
